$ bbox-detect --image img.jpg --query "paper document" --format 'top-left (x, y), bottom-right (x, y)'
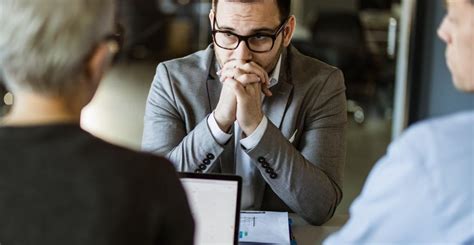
top-left (239, 211), bottom-right (290, 244)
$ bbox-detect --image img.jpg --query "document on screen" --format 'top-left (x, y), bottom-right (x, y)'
top-left (239, 211), bottom-right (290, 244)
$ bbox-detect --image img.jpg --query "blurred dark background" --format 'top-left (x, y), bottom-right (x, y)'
top-left (1, 0), bottom-right (404, 121)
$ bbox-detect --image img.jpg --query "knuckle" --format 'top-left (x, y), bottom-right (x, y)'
top-left (241, 74), bottom-right (252, 81)
top-left (243, 63), bottom-right (251, 68)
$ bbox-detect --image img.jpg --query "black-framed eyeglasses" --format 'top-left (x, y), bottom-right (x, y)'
top-left (211, 15), bottom-right (289, 53)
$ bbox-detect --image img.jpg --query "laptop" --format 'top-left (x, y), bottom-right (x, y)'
top-left (179, 172), bottom-right (242, 245)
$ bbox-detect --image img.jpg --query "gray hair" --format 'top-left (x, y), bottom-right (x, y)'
top-left (0, 0), bottom-right (115, 96)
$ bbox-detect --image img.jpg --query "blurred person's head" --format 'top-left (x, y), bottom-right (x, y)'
top-left (209, 0), bottom-right (295, 73)
top-left (437, 0), bottom-right (474, 92)
top-left (0, 0), bottom-right (117, 123)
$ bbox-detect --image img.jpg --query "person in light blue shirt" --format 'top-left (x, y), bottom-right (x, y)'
top-left (324, 0), bottom-right (474, 243)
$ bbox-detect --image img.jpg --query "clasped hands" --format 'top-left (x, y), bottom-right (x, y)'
top-left (214, 60), bottom-right (272, 136)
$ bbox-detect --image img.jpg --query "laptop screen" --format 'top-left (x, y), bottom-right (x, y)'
top-left (180, 173), bottom-right (242, 245)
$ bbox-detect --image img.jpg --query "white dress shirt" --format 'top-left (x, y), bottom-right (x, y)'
top-left (207, 56), bottom-right (282, 209)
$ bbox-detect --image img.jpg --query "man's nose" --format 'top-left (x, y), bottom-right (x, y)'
top-left (232, 40), bottom-right (253, 61)
top-left (437, 17), bottom-right (451, 44)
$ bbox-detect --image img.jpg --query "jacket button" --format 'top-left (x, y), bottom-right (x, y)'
top-left (203, 159), bottom-right (211, 165)
top-left (265, 168), bottom-right (273, 173)
top-left (199, 164), bottom-right (207, 170)
top-left (194, 169), bottom-right (203, 173)
top-left (258, 157), bottom-right (266, 163)
top-left (261, 162), bottom-right (270, 168)
top-left (207, 153), bottom-right (215, 160)
top-left (270, 173), bottom-right (278, 179)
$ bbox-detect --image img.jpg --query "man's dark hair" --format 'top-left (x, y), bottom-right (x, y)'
top-left (212, 0), bottom-right (291, 21)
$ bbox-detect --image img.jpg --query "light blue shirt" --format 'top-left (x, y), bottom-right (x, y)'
top-left (325, 111), bottom-right (474, 244)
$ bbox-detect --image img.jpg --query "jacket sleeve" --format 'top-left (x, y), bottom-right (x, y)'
top-left (142, 63), bottom-right (225, 173)
top-left (246, 69), bottom-right (347, 225)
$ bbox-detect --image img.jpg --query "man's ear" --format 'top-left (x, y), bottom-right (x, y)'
top-left (84, 43), bottom-right (111, 89)
top-left (283, 15), bottom-right (296, 47)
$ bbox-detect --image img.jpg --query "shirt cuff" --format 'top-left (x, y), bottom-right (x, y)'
top-left (240, 116), bottom-right (268, 150)
top-left (207, 112), bottom-right (232, 145)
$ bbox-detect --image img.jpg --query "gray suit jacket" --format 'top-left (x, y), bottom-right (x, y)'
top-left (143, 45), bottom-right (347, 225)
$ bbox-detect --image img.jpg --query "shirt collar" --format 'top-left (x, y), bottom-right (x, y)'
top-left (269, 54), bottom-right (282, 88)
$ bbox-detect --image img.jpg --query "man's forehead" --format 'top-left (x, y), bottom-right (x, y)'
top-left (216, 0), bottom-right (280, 22)
top-left (217, 0), bottom-right (277, 9)
top-left (222, 0), bottom-right (266, 4)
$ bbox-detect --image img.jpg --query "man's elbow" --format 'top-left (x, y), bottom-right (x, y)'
top-left (302, 202), bottom-right (338, 225)
top-left (301, 188), bottom-right (341, 225)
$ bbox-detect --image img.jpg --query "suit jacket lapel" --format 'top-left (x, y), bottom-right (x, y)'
top-left (263, 48), bottom-right (294, 129)
top-left (206, 79), bottom-right (221, 113)
top-left (206, 50), bottom-right (221, 113)
top-left (263, 82), bottom-right (293, 129)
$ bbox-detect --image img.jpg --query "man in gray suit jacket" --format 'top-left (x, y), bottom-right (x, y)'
top-left (143, 0), bottom-right (347, 225)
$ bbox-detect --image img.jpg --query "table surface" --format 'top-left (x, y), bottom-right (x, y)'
top-left (290, 214), bottom-right (348, 245)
